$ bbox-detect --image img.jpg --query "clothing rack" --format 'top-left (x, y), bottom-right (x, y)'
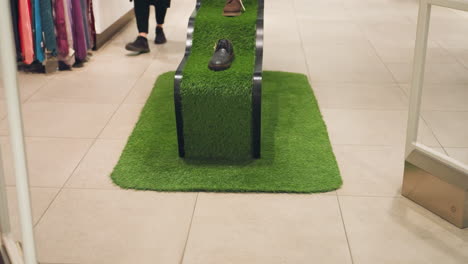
top-left (11, 0), bottom-right (97, 73)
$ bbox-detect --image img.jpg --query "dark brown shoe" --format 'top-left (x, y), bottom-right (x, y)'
top-left (223, 0), bottom-right (245, 17)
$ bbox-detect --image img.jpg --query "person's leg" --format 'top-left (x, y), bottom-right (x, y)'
top-left (155, 4), bottom-right (167, 27)
top-left (154, 4), bottom-right (168, 44)
top-left (134, 0), bottom-right (150, 37)
top-left (125, 0), bottom-right (151, 53)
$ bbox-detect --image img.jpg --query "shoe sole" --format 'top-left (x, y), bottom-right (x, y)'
top-left (208, 58), bottom-right (234, 71)
top-left (223, 11), bottom-right (242, 17)
top-left (154, 39), bottom-right (167, 45)
top-left (125, 45), bottom-right (150, 54)
top-left (208, 63), bottom-right (232, 71)
top-left (209, 54), bottom-right (234, 71)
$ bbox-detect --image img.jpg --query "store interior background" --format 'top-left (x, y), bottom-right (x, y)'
top-left (0, 0), bottom-right (467, 263)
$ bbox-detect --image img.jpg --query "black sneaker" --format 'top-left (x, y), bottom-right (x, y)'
top-left (125, 36), bottom-right (150, 53)
top-left (208, 39), bottom-right (234, 71)
top-left (155, 27), bottom-right (167, 44)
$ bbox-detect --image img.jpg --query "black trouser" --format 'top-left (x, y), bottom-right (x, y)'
top-left (134, 0), bottom-right (168, 33)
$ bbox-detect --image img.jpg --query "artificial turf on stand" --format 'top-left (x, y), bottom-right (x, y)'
top-left (179, 0), bottom-right (258, 160)
top-left (111, 71), bottom-right (342, 193)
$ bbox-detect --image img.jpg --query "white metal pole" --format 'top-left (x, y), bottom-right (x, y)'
top-left (0, 152), bottom-right (12, 245)
top-left (405, 0), bottom-right (432, 157)
top-left (0, 1), bottom-right (38, 264)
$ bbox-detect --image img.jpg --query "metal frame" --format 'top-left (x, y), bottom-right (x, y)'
top-left (252, 0), bottom-right (264, 158)
top-left (174, 0), bottom-right (202, 158)
top-left (403, 0), bottom-right (468, 228)
top-left (0, 0), bottom-right (38, 263)
top-left (174, 0), bottom-right (264, 159)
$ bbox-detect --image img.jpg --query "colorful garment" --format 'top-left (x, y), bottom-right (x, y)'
top-left (10, 0), bottom-right (22, 61)
top-left (18, 0), bottom-right (34, 64)
top-left (62, 0), bottom-right (76, 66)
top-left (54, 0), bottom-right (69, 57)
top-left (71, 0), bottom-right (87, 60)
top-left (40, 0), bottom-right (58, 55)
top-left (33, 0), bottom-right (45, 62)
top-left (87, 0), bottom-right (96, 48)
top-left (79, 0), bottom-right (91, 50)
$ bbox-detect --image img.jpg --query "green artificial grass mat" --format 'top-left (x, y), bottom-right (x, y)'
top-left (111, 71), bottom-right (342, 193)
top-left (180, 0), bottom-right (258, 160)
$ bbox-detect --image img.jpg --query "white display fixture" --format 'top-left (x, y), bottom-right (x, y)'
top-left (403, 0), bottom-right (468, 229)
top-left (93, 0), bottom-right (133, 34)
top-left (93, 0), bottom-right (135, 49)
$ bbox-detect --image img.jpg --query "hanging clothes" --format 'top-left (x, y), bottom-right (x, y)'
top-left (10, 0), bottom-right (22, 61)
top-left (33, 0), bottom-right (45, 62)
top-left (40, 0), bottom-right (58, 55)
top-left (18, 0), bottom-right (34, 64)
top-left (61, 0), bottom-right (76, 66)
top-left (54, 0), bottom-right (69, 58)
top-left (71, 0), bottom-right (87, 61)
top-left (79, 0), bottom-right (91, 50)
top-left (87, 0), bottom-right (96, 49)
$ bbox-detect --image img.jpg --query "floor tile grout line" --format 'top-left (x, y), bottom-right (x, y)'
top-left (290, 2), bottom-right (417, 116)
top-left (291, 0), bottom-right (316, 89)
top-left (5, 182), bottom-right (408, 199)
top-left (337, 193), bottom-right (403, 199)
top-left (40, 262), bottom-right (79, 264)
top-left (1, 135), bottom-right (139, 141)
top-left (420, 109), bottom-right (468, 113)
top-left (37, 59), bottom-right (150, 223)
top-left (33, 135), bottom-right (100, 226)
top-left (93, 82), bottom-right (146, 139)
top-left (0, 136), bottom-right (97, 141)
top-left (308, 81), bottom-right (402, 85)
top-left (316, 106), bottom-right (409, 111)
top-left (354, 19), bottom-right (411, 98)
top-left (92, 45), bottom-right (161, 141)
top-left (34, 112), bottom-right (126, 226)
top-left (336, 195), bottom-right (355, 264)
top-left (0, 73), bottom-right (56, 123)
top-left (6, 183), bottom-right (408, 199)
top-left (33, 185), bottom-right (62, 228)
top-left (60, 119), bottom-right (122, 189)
top-left (20, 74), bottom-right (57, 105)
top-left (311, 80), bottom-right (468, 85)
top-left (419, 115), bottom-right (450, 156)
top-left (431, 39), bottom-right (468, 70)
top-left (354, 21), bottom-right (454, 155)
top-left (179, 192), bottom-right (200, 264)
top-left (7, 58), bottom-right (131, 227)
top-left (340, 195), bottom-right (405, 200)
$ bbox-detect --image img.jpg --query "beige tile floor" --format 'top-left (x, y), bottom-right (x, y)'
top-left (1, 0), bottom-right (468, 263)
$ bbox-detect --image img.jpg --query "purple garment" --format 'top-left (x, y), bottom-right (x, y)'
top-left (54, 0), bottom-right (69, 57)
top-left (79, 0), bottom-right (91, 50)
top-left (71, 0), bottom-right (87, 60)
top-left (60, 0), bottom-right (75, 66)
top-left (87, 0), bottom-right (96, 48)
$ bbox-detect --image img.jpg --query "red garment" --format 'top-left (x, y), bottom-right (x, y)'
top-left (18, 0), bottom-right (34, 64)
top-left (54, 0), bottom-right (69, 57)
top-left (87, 0), bottom-right (96, 48)
top-left (71, 0), bottom-right (87, 60)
